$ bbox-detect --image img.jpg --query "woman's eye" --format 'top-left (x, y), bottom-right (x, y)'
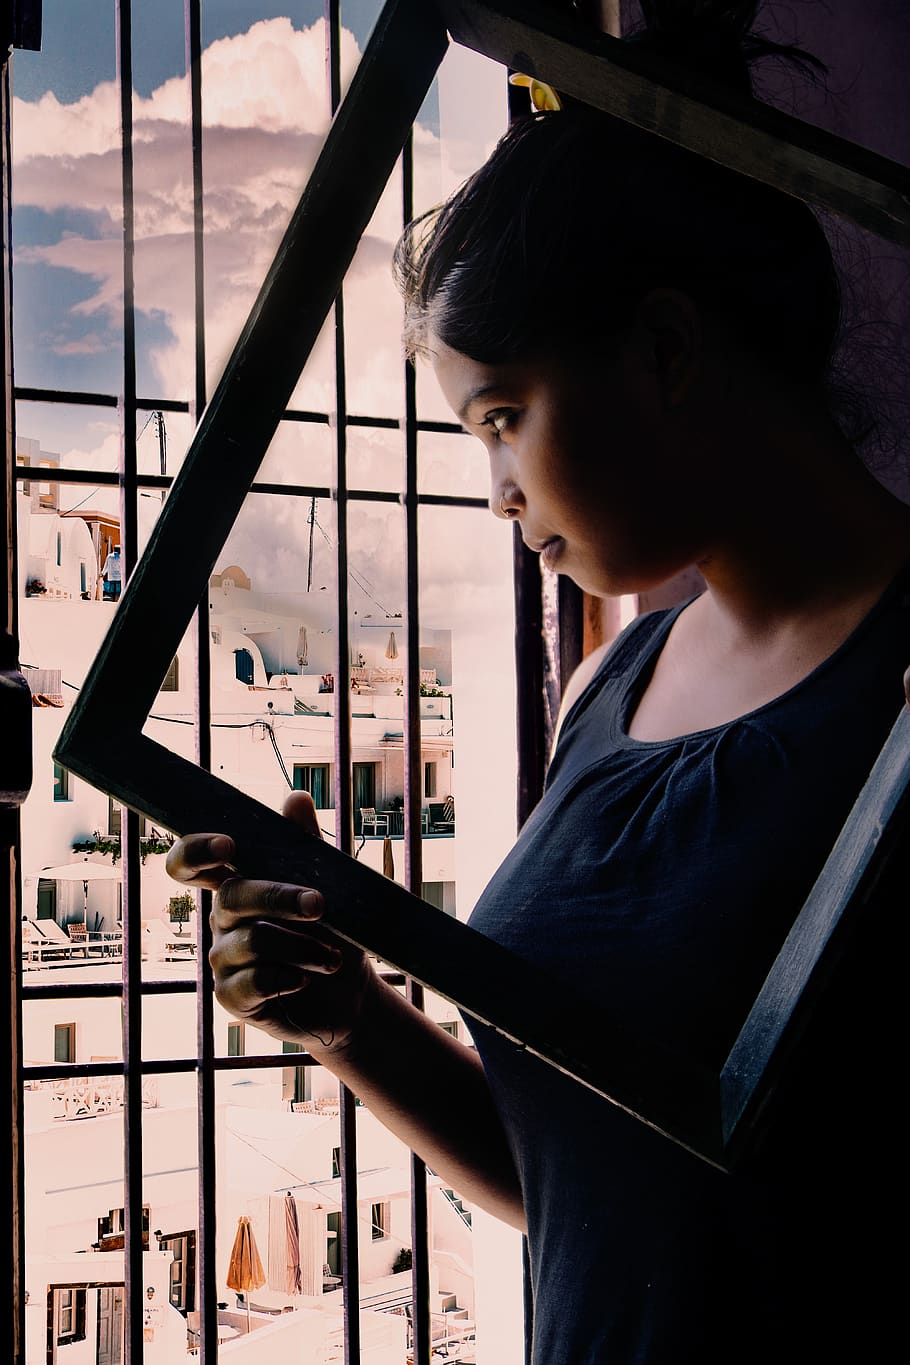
top-left (484, 410), bottom-right (513, 438)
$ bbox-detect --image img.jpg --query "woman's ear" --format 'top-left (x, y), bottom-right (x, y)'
top-left (632, 288), bottom-right (702, 409)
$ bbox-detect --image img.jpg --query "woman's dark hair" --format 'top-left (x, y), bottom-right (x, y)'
top-left (394, 1), bottom-right (850, 412)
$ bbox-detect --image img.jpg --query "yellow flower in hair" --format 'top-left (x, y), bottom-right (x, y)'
top-left (508, 72), bottom-right (562, 112)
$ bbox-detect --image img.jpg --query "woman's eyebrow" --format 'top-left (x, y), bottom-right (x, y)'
top-left (457, 383), bottom-right (508, 423)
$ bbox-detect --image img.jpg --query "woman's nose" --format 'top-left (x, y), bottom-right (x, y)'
top-left (492, 480), bottom-right (522, 520)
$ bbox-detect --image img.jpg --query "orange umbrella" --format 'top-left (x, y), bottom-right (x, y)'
top-left (382, 836), bottom-right (395, 880)
top-left (226, 1215), bottom-right (266, 1331)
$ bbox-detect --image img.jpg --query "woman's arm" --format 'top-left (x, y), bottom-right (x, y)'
top-left (309, 970), bottom-right (526, 1232)
top-left (167, 792), bottom-right (526, 1233)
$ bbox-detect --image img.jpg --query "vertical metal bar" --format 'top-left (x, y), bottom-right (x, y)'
top-left (401, 126), bottom-right (433, 1365)
top-left (556, 578), bottom-right (584, 699)
top-left (506, 64), bottom-right (544, 1365)
top-left (1, 46), bottom-right (25, 1364)
top-left (338, 1074), bottom-right (361, 1362)
top-left (513, 535), bottom-right (547, 829)
top-left (184, 2), bottom-right (217, 1360)
top-left (115, 3), bottom-right (145, 1361)
top-left (117, 0), bottom-right (138, 583)
top-left (325, 5), bottom-right (360, 1359)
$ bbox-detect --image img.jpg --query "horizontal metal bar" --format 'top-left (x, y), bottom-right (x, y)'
top-left (15, 386), bottom-right (119, 408)
top-left (21, 979), bottom-right (197, 1001)
top-left (15, 386), bottom-right (192, 413)
top-left (440, 0), bottom-right (910, 245)
top-left (24, 1052), bottom-right (323, 1081)
top-left (16, 465), bottom-right (485, 508)
top-left (16, 389), bottom-right (464, 435)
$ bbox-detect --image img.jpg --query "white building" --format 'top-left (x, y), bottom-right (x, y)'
top-left (17, 469), bottom-right (523, 1363)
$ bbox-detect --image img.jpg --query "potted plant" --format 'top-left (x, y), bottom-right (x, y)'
top-left (167, 893), bottom-right (194, 935)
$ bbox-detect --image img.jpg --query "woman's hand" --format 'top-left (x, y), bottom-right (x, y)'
top-left (165, 791), bottom-right (376, 1053)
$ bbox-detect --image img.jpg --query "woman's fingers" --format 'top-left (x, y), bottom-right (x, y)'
top-left (167, 794), bottom-right (321, 896)
top-left (214, 877), bottom-right (324, 925)
top-left (213, 917), bottom-right (342, 980)
top-left (165, 833), bottom-right (237, 891)
top-left (281, 789), bottom-right (324, 839)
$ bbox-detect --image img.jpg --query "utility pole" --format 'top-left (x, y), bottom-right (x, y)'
top-left (155, 411), bottom-right (167, 501)
top-left (306, 495), bottom-right (316, 592)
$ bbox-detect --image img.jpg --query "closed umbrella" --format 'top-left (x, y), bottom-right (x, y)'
top-left (227, 1214), bottom-right (266, 1331)
top-left (284, 1192), bottom-right (301, 1296)
top-left (385, 630), bottom-right (398, 660)
top-left (382, 836), bottom-right (395, 880)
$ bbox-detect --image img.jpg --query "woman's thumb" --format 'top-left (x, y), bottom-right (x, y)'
top-left (281, 789), bottom-right (324, 840)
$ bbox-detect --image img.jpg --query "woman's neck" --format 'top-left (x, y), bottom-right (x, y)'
top-left (695, 403), bottom-right (910, 635)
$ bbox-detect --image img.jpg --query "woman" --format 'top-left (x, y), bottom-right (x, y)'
top-left (168, 4), bottom-right (910, 1359)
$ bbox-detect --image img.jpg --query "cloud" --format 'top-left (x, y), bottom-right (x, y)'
top-left (14, 18), bottom-right (510, 628)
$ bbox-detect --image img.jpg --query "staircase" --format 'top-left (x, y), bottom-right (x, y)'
top-left (441, 1187), bottom-right (472, 1228)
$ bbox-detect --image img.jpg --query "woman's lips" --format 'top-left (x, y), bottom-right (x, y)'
top-left (539, 536), bottom-right (564, 569)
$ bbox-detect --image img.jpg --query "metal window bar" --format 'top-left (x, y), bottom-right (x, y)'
top-left (112, 6), bottom-right (149, 1364)
top-left (323, 5), bottom-right (364, 1361)
top-left (183, 0), bottom-right (221, 1360)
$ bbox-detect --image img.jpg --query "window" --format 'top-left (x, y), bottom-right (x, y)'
top-left (439, 1021), bottom-right (460, 1040)
top-left (54, 1022), bottom-right (75, 1063)
top-left (36, 878), bottom-right (57, 920)
top-left (422, 881), bottom-right (456, 917)
top-left (9, 7), bottom-right (524, 1363)
top-left (293, 763), bottom-right (332, 808)
top-left (160, 656), bottom-right (179, 692)
top-left (55, 530), bottom-right (62, 566)
top-left (424, 761), bottom-right (437, 798)
top-left (353, 762), bottom-right (377, 832)
top-left (234, 648), bottom-right (254, 685)
top-left (157, 1231), bottom-right (196, 1313)
top-left (108, 797), bottom-right (146, 838)
top-left (53, 1287), bottom-right (87, 1346)
top-left (53, 761), bottom-right (71, 802)
top-left (371, 1201), bottom-right (390, 1240)
top-left (97, 1205), bottom-right (151, 1250)
top-left (331, 1145), bottom-right (342, 1179)
top-left (282, 1042), bottom-right (311, 1105)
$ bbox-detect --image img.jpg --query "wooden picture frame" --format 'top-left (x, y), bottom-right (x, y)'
top-left (54, 0), bottom-right (910, 1169)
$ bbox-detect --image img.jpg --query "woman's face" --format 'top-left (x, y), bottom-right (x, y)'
top-left (429, 329), bottom-right (720, 598)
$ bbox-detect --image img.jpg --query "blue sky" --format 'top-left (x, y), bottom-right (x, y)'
top-left (9, 0), bottom-right (505, 526)
top-left (12, 1), bottom-right (385, 100)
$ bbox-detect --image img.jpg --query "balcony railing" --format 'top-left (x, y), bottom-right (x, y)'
top-left (43, 1074), bottom-right (160, 1121)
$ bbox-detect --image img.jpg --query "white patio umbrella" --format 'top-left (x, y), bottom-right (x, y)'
top-left (39, 860), bottom-right (123, 881)
top-left (38, 861), bottom-right (122, 924)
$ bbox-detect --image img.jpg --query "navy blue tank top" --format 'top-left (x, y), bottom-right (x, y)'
top-left (467, 568), bottom-right (910, 1364)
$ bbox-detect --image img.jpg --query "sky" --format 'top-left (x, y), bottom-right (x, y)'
top-left (11, 2), bottom-right (509, 614)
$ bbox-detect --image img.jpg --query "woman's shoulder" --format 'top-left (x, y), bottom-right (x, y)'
top-left (550, 606), bottom-right (681, 752)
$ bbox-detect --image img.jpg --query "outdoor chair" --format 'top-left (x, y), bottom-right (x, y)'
top-left (360, 807), bottom-right (389, 836)
top-left (66, 922), bottom-right (90, 957)
top-left (90, 927), bottom-right (123, 958)
top-left (186, 1311), bottom-right (200, 1354)
top-left (427, 796), bottom-right (455, 833)
top-left (21, 919), bottom-right (59, 965)
top-left (27, 918), bottom-right (75, 959)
